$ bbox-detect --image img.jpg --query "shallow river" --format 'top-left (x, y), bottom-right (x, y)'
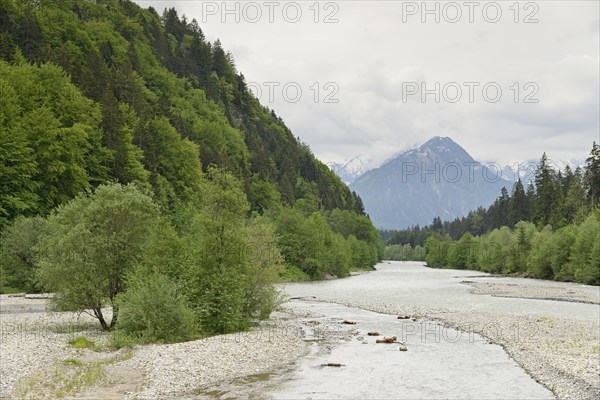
top-left (283, 261), bottom-right (599, 320)
top-left (253, 261), bottom-right (599, 399)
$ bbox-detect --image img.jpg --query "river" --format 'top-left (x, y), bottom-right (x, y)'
top-left (252, 261), bottom-right (599, 399)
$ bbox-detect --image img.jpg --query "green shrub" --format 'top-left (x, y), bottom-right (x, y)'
top-left (278, 264), bottom-right (310, 282)
top-left (0, 216), bottom-right (49, 293)
top-left (115, 272), bottom-right (197, 344)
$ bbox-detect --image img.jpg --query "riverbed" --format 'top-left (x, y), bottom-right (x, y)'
top-left (262, 261), bottom-right (599, 400)
top-left (1, 261), bottom-right (598, 399)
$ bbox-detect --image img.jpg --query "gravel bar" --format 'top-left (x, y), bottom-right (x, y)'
top-left (0, 295), bottom-right (307, 399)
top-left (462, 281), bottom-right (600, 304)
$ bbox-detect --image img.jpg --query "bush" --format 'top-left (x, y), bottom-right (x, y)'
top-left (115, 272), bottom-right (197, 344)
top-left (37, 183), bottom-right (160, 330)
top-left (0, 216), bottom-right (49, 293)
top-left (243, 219), bottom-right (286, 319)
top-left (279, 264), bottom-right (311, 282)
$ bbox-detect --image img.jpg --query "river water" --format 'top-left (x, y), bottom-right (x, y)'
top-left (253, 261), bottom-right (599, 399)
top-left (283, 261), bottom-right (599, 320)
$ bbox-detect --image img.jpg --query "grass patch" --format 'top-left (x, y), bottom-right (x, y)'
top-left (17, 349), bottom-right (133, 399)
top-left (17, 362), bottom-right (105, 399)
top-left (278, 264), bottom-right (311, 282)
top-left (68, 336), bottom-right (96, 350)
top-left (0, 286), bottom-right (24, 294)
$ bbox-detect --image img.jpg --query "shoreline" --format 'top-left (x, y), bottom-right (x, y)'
top-left (411, 261), bottom-right (600, 288)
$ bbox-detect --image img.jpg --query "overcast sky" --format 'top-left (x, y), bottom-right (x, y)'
top-left (134, 0), bottom-right (599, 169)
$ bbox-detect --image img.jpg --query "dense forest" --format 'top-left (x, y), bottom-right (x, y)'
top-left (383, 145), bottom-right (600, 285)
top-left (0, 0), bottom-right (381, 341)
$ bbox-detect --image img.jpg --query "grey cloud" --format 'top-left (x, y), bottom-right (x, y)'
top-left (133, 0), bottom-right (599, 169)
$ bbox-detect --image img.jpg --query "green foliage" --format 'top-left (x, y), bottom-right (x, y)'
top-left (114, 271), bottom-right (197, 344)
top-left (37, 184), bottom-right (160, 330)
top-left (274, 206), bottom-right (379, 279)
top-left (243, 218), bottom-right (286, 319)
top-left (421, 211), bottom-right (599, 285)
top-left (0, 0), bottom-right (370, 228)
top-left (585, 142), bottom-right (600, 208)
top-left (508, 221), bottom-right (537, 273)
top-left (141, 116), bottom-right (204, 210)
top-left (0, 60), bottom-right (110, 224)
top-left (279, 264), bottom-right (311, 282)
top-left (0, 216), bottom-right (49, 293)
top-left (425, 235), bottom-right (450, 268)
top-left (527, 225), bottom-right (554, 279)
top-left (1, 0), bottom-right (366, 223)
top-left (174, 170), bottom-right (286, 334)
top-left (571, 215), bottom-right (600, 285)
top-left (447, 233), bottom-right (476, 270)
top-left (384, 243), bottom-right (426, 261)
top-left (0, 0), bottom-right (383, 342)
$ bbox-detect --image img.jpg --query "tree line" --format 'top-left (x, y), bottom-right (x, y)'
top-left (382, 144), bottom-right (600, 285)
top-left (0, 0), bottom-right (382, 343)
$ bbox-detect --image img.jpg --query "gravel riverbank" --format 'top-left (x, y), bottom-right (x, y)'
top-left (120, 309), bottom-right (308, 399)
top-left (462, 280), bottom-right (600, 304)
top-left (2, 284), bottom-right (598, 399)
top-left (0, 295), bottom-right (307, 399)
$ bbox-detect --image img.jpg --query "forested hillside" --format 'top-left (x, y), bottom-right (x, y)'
top-left (0, 0), bottom-right (381, 338)
top-left (383, 145), bottom-right (600, 284)
top-left (0, 0), bottom-right (365, 220)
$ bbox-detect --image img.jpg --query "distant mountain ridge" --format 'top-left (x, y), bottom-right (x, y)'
top-left (500, 158), bottom-right (585, 184)
top-left (328, 156), bottom-right (369, 185)
top-left (350, 137), bottom-right (512, 229)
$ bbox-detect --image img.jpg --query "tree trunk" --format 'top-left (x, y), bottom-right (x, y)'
top-left (109, 303), bottom-right (119, 329)
top-left (94, 307), bottom-right (110, 331)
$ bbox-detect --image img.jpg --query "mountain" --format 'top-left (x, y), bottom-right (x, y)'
top-left (500, 158), bottom-right (585, 184)
top-left (350, 137), bottom-right (512, 229)
top-left (328, 155), bottom-right (370, 185)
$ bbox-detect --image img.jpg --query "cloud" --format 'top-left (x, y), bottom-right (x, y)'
top-left (133, 0), bottom-right (599, 168)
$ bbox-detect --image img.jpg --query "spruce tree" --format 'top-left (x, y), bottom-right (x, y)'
top-left (509, 179), bottom-right (528, 226)
top-left (533, 153), bottom-right (557, 226)
top-left (585, 142), bottom-right (600, 208)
